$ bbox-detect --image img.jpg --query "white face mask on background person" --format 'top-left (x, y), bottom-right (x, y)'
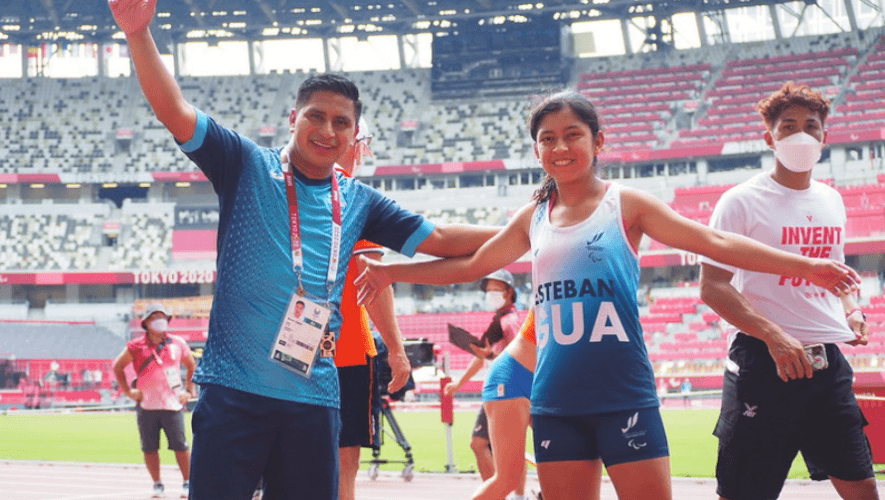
top-left (148, 318), bottom-right (169, 333)
top-left (485, 291), bottom-right (507, 311)
top-left (773, 131), bottom-right (822, 173)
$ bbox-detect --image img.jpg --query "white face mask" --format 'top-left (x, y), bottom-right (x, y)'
top-left (485, 291), bottom-right (507, 311)
top-left (148, 318), bottom-right (169, 333)
top-left (773, 132), bottom-right (822, 173)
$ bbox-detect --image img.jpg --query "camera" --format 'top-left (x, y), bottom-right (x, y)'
top-left (374, 337), bottom-right (435, 400)
top-left (403, 339), bottom-right (436, 369)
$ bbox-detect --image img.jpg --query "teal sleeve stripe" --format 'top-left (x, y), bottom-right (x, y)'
top-left (179, 110), bottom-right (208, 153)
top-left (400, 219), bottom-right (435, 257)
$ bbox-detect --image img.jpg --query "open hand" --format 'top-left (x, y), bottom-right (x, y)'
top-left (806, 259), bottom-right (860, 296)
top-left (108, 0), bottom-right (157, 36)
top-left (355, 255), bottom-right (393, 306)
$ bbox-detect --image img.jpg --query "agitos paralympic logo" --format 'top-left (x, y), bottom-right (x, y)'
top-left (586, 232), bottom-right (604, 262)
top-left (621, 412), bottom-right (648, 450)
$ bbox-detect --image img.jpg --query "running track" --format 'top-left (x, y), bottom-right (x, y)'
top-left (1, 460), bottom-right (881, 499)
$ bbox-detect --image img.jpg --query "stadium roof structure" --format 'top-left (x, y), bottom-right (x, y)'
top-left (0, 0), bottom-right (850, 45)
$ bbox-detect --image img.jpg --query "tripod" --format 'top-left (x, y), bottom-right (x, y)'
top-left (364, 396), bottom-right (415, 482)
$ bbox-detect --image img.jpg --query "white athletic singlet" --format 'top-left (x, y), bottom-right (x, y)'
top-left (530, 183), bottom-right (658, 416)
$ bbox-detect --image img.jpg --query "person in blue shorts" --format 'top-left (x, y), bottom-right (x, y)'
top-left (355, 91), bottom-right (861, 500)
top-left (109, 2), bottom-right (497, 499)
top-left (443, 269), bottom-right (526, 499)
top-left (469, 310), bottom-right (554, 500)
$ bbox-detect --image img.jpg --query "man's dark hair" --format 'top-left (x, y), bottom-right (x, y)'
top-left (757, 81), bottom-right (830, 129)
top-left (295, 74), bottom-right (363, 122)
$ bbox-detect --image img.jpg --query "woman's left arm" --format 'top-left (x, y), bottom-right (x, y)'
top-left (621, 188), bottom-right (859, 295)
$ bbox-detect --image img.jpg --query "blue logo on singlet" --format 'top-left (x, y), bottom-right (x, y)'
top-left (586, 232), bottom-right (604, 262)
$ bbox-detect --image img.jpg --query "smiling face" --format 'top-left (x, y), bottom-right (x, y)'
top-left (533, 105), bottom-right (604, 186)
top-left (287, 90), bottom-right (358, 179)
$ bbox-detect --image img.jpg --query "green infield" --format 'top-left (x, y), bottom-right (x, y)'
top-left (0, 408), bottom-right (868, 479)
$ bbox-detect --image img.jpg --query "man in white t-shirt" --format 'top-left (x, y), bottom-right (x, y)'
top-left (699, 82), bottom-right (878, 500)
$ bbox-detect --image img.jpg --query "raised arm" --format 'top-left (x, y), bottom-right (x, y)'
top-left (356, 204), bottom-right (535, 305)
top-left (622, 188), bottom-right (859, 294)
top-left (109, 0), bottom-right (197, 143)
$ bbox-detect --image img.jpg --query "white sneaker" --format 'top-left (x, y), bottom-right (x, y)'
top-left (181, 480), bottom-right (189, 498)
top-left (152, 482), bottom-right (165, 498)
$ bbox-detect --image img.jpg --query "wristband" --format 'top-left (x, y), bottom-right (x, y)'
top-left (846, 308), bottom-right (867, 321)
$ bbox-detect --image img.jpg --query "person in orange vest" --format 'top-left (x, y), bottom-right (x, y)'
top-left (334, 119), bottom-right (411, 500)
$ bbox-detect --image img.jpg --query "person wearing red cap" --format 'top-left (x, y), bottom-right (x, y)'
top-left (113, 302), bottom-right (197, 498)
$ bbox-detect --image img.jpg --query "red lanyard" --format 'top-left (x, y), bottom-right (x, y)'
top-left (283, 167), bottom-right (343, 302)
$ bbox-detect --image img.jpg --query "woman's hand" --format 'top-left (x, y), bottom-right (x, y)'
top-left (806, 259), bottom-right (860, 296)
top-left (355, 255), bottom-right (393, 306)
top-left (470, 339), bottom-right (493, 360)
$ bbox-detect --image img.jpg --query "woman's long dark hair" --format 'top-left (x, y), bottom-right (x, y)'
top-left (529, 91), bottom-right (602, 204)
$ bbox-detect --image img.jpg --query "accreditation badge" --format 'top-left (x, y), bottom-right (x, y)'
top-left (271, 294), bottom-right (331, 378)
top-left (164, 366), bottom-right (183, 391)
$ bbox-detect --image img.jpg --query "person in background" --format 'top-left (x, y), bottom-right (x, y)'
top-left (113, 302), bottom-right (197, 498)
top-left (444, 269), bottom-right (528, 500)
top-left (334, 118), bottom-right (411, 500)
top-left (680, 378), bottom-right (691, 408)
top-left (699, 81), bottom-right (879, 500)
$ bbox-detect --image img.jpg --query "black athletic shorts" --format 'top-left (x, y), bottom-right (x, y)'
top-left (714, 334), bottom-right (874, 500)
top-left (338, 360), bottom-right (380, 448)
top-left (472, 406), bottom-right (490, 441)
